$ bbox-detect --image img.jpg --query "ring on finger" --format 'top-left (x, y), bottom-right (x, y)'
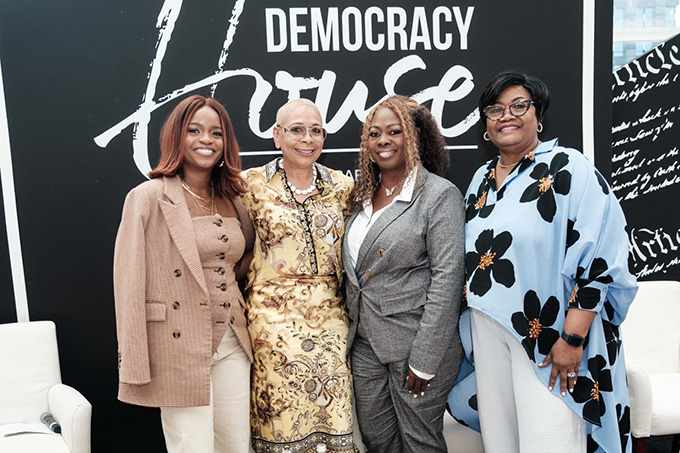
top-left (566, 372), bottom-right (577, 378)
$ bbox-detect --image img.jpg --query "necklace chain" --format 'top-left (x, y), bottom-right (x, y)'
top-left (181, 179), bottom-right (219, 216)
top-left (497, 140), bottom-right (541, 169)
top-left (497, 159), bottom-right (522, 169)
top-left (380, 178), bottom-right (405, 197)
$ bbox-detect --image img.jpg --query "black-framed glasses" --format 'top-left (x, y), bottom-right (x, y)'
top-left (277, 124), bottom-right (327, 140)
top-left (483, 99), bottom-right (534, 121)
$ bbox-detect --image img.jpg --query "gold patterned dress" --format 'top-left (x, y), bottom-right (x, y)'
top-left (241, 159), bottom-right (356, 453)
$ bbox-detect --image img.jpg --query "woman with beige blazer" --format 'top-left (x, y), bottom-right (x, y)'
top-left (113, 95), bottom-right (254, 452)
top-left (344, 96), bottom-right (465, 452)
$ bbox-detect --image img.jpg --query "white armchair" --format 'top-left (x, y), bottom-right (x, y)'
top-left (620, 280), bottom-right (680, 453)
top-left (0, 321), bottom-right (91, 453)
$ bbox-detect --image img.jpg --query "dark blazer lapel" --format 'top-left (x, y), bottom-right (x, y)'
top-left (159, 176), bottom-right (209, 298)
top-left (354, 169), bottom-right (428, 271)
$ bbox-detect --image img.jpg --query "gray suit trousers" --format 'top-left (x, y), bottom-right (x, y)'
top-left (352, 336), bottom-right (461, 453)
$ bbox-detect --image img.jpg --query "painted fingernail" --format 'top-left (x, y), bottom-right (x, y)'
top-left (427, 383), bottom-right (431, 387)
top-left (561, 391), bottom-right (566, 397)
top-left (413, 394), bottom-right (418, 399)
top-left (421, 392), bottom-right (425, 396)
top-left (569, 388), bottom-right (574, 393)
top-left (548, 386), bottom-right (553, 391)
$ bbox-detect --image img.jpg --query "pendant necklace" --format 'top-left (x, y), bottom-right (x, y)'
top-left (380, 177), bottom-right (405, 197)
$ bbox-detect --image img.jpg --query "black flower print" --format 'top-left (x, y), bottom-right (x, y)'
top-left (466, 229), bottom-right (515, 296)
top-left (519, 152), bottom-right (571, 222)
top-left (571, 355), bottom-right (613, 426)
top-left (595, 169), bottom-right (610, 195)
top-left (515, 148), bottom-right (536, 173)
top-left (461, 284), bottom-right (468, 312)
top-left (468, 394), bottom-right (478, 411)
top-left (511, 291), bottom-right (560, 362)
top-left (602, 302), bottom-right (622, 366)
top-left (569, 258), bottom-right (614, 309)
top-left (586, 434), bottom-right (600, 453)
top-left (466, 180), bottom-right (495, 222)
top-left (566, 218), bottom-right (580, 250)
top-left (451, 415), bottom-right (469, 427)
top-left (617, 403), bottom-right (630, 451)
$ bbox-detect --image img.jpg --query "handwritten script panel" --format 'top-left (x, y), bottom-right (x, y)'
top-left (612, 36), bottom-right (680, 279)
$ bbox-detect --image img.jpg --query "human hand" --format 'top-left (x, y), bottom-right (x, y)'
top-left (538, 338), bottom-right (583, 396)
top-left (407, 368), bottom-right (430, 398)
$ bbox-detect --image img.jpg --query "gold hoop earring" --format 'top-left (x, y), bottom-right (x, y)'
top-left (483, 131), bottom-right (490, 142)
top-left (537, 123), bottom-right (543, 133)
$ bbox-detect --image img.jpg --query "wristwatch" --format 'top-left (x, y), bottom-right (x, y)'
top-left (561, 331), bottom-right (586, 347)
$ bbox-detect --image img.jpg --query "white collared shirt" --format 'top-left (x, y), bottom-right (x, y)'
top-left (346, 170), bottom-right (416, 269)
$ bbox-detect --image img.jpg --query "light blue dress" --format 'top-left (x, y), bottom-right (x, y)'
top-left (449, 138), bottom-right (638, 453)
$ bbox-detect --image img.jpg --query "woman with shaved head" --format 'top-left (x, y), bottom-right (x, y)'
top-left (241, 99), bottom-right (357, 452)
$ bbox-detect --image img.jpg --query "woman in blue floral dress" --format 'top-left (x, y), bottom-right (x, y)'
top-left (452, 70), bottom-right (638, 452)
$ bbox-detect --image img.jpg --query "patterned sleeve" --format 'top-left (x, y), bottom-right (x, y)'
top-left (561, 152), bottom-right (638, 323)
top-left (338, 172), bottom-right (354, 220)
top-left (113, 186), bottom-right (152, 384)
top-left (240, 169), bottom-right (255, 213)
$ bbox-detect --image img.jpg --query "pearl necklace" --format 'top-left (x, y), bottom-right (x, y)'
top-left (279, 161), bottom-right (317, 195)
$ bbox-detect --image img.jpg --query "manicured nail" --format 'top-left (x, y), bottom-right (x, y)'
top-left (561, 391), bottom-right (566, 397)
top-left (427, 383), bottom-right (431, 387)
top-left (421, 392), bottom-right (425, 396)
top-left (569, 388), bottom-right (574, 393)
top-left (548, 386), bottom-right (553, 391)
top-left (413, 394), bottom-right (418, 399)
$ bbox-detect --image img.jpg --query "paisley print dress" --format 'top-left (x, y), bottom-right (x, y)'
top-left (449, 139), bottom-right (638, 453)
top-left (241, 159), bottom-right (356, 453)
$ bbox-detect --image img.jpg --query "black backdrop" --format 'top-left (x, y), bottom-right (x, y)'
top-left (1, 1), bottom-right (613, 451)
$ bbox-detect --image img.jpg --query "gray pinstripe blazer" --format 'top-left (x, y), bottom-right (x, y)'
top-left (342, 168), bottom-right (465, 375)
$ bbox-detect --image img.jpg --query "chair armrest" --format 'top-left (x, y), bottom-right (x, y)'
top-left (626, 362), bottom-right (653, 438)
top-left (48, 383), bottom-right (92, 453)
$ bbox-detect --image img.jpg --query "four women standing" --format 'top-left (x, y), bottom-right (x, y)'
top-left (114, 77), bottom-right (637, 452)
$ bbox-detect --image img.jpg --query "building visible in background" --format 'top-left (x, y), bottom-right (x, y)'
top-left (613, 0), bottom-right (680, 69)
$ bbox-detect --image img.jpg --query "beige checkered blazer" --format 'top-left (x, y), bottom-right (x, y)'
top-left (113, 176), bottom-right (254, 407)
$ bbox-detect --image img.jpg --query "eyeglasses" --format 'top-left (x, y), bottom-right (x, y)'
top-left (277, 124), bottom-right (327, 140)
top-left (483, 99), bottom-right (534, 121)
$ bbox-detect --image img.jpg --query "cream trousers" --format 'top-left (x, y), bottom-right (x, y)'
top-left (160, 327), bottom-right (251, 453)
top-left (470, 309), bottom-right (586, 453)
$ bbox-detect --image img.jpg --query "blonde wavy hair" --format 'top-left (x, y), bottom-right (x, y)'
top-left (350, 95), bottom-right (449, 211)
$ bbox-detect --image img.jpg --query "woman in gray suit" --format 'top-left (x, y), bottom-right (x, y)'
top-left (343, 95), bottom-right (465, 452)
